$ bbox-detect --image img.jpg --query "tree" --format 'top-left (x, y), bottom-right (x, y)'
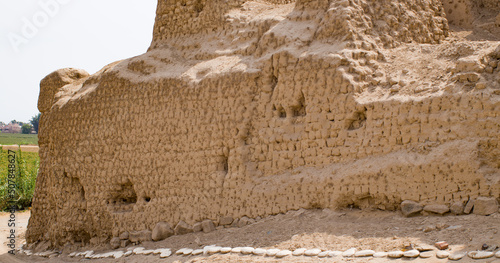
top-left (30, 113), bottom-right (41, 133)
top-left (21, 123), bottom-right (33, 134)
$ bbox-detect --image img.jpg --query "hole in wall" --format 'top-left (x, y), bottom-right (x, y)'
top-left (346, 107), bottom-right (367, 130)
top-left (292, 92), bottom-right (306, 117)
top-left (108, 179), bottom-right (137, 212)
top-left (144, 197), bottom-right (151, 203)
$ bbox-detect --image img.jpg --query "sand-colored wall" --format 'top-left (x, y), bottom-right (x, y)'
top-left (27, 0), bottom-right (499, 248)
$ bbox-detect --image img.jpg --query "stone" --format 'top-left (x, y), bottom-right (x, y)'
top-left (468, 251), bottom-right (494, 259)
top-left (415, 244), bottom-right (434, 252)
top-left (193, 222), bottom-right (202, 232)
top-left (231, 247), bottom-right (242, 253)
top-left (120, 240), bottom-right (130, 247)
top-left (449, 251), bottom-right (467, 260)
top-left (231, 218), bottom-right (240, 228)
top-left (423, 204), bottom-right (449, 215)
top-left (419, 251), bottom-right (434, 258)
top-left (436, 250), bottom-right (450, 259)
top-left (119, 232), bottom-right (129, 240)
top-left (401, 200), bottom-right (423, 217)
top-left (129, 230), bottom-right (152, 243)
top-left (387, 251), bottom-right (404, 258)
top-left (110, 237), bottom-right (120, 249)
top-left (241, 247), bottom-right (254, 255)
top-left (219, 216), bottom-right (233, 226)
top-left (123, 251), bottom-right (133, 257)
top-left (266, 249), bottom-right (280, 256)
top-left (450, 202), bottom-right (464, 215)
top-left (464, 199), bottom-right (475, 214)
top-left (435, 241), bottom-right (449, 250)
top-left (373, 252), bottom-right (387, 258)
top-left (152, 222), bottom-right (174, 241)
top-left (342, 248), bottom-right (356, 257)
top-left (201, 220), bottom-right (216, 233)
top-left (160, 250), bottom-right (172, 258)
top-left (174, 221), bottom-right (193, 235)
top-left (238, 217), bottom-right (250, 228)
top-left (403, 249), bottom-right (420, 258)
top-left (253, 248), bottom-right (266, 256)
top-left (473, 197), bottom-right (499, 216)
top-left (182, 248), bottom-right (193, 256)
top-left (304, 248), bottom-right (322, 256)
top-left (275, 250), bottom-right (292, 258)
top-left (328, 251), bottom-right (343, 257)
top-left (220, 247), bottom-right (232, 253)
top-left (355, 250), bottom-right (375, 257)
top-left (318, 251), bottom-right (328, 257)
top-left (192, 249), bottom-right (203, 255)
top-left (206, 246), bottom-right (222, 254)
top-left (292, 248), bottom-right (307, 256)
top-left (495, 250), bottom-right (500, 258)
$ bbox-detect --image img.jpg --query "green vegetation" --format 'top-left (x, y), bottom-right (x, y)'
top-left (0, 147), bottom-right (39, 211)
top-left (0, 133), bottom-right (38, 145)
top-left (30, 113), bottom-right (41, 133)
top-left (21, 123), bottom-right (33, 134)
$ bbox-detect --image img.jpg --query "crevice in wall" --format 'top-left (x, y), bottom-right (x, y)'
top-left (291, 92), bottom-right (306, 117)
top-left (346, 107), bottom-right (367, 130)
top-left (108, 180), bottom-right (137, 213)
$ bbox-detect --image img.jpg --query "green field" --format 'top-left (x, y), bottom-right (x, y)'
top-left (0, 148), bottom-right (39, 210)
top-left (0, 133), bottom-right (38, 145)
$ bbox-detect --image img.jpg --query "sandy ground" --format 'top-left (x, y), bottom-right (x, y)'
top-left (0, 145), bottom-right (39, 153)
top-left (0, 209), bottom-right (498, 262)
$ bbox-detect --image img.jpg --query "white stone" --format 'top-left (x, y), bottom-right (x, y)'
top-left (160, 250), bottom-right (172, 258)
top-left (253, 248), bottom-right (266, 256)
top-left (113, 251), bottom-right (124, 259)
top-left (275, 250), bottom-right (292, 258)
top-left (132, 247), bottom-right (145, 254)
top-left (292, 248), bottom-right (307, 256)
top-left (241, 247), bottom-right (255, 255)
top-left (318, 251), bottom-right (328, 258)
top-left (304, 248), bottom-right (322, 256)
top-left (231, 247), bottom-right (242, 253)
top-left (495, 250), bottom-right (500, 258)
top-left (206, 246), bottom-right (222, 254)
top-left (436, 250), bottom-right (450, 259)
top-left (355, 250), bottom-right (375, 257)
top-left (175, 249), bottom-right (185, 255)
top-left (468, 251), bottom-right (494, 259)
top-left (192, 249), bottom-right (204, 255)
top-left (123, 251), bottom-right (133, 257)
top-left (139, 249), bottom-right (155, 255)
top-left (387, 251), bottom-right (404, 258)
top-left (404, 249), bottom-right (420, 258)
top-left (373, 252), bottom-right (387, 258)
top-left (328, 251), bottom-right (343, 257)
top-left (183, 248), bottom-right (193, 255)
top-left (419, 251), bottom-right (434, 258)
top-left (69, 252), bottom-right (76, 257)
top-left (449, 252), bottom-right (467, 260)
top-left (342, 248), bottom-right (356, 257)
top-left (266, 249), bottom-right (280, 256)
top-left (220, 247), bottom-right (232, 254)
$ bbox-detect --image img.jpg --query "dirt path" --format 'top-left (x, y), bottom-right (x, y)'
top-left (0, 210), bottom-right (30, 262)
top-left (2, 209), bottom-right (499, 262)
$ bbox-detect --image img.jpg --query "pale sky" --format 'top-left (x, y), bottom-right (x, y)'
top-left (0, 0), bottom-right (157, 124)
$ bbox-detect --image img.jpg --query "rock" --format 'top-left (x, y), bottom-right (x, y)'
top-left (449, 251), bottom-right (467, 260)
top-left (401, 200), bottom-right (423, 217)
top-left (473, 197), bottom-right (499, 216)
top-left (435, 241), bottom-right (449, 250)
top-left (423, 204), bottom-right (449, 215)
top-left (220, 247), bottom-right (232, 253)
top-left (387, 251), bottom-right (404, 258)
top-left (355, 250), bottom-right (375, 257)
top-left (419, 251), bottom-right (434, 258)
top-left (231, 218), bottom-right (240, 227)
top-left (238, 217), bottom-right (250, 227)
top-left (415, 244), bottom-right (434, 252)
top-left (219, 216), bottom-right (233, 226)
top-left (436, 250), bottom-right (450, 258)
top-left (318, 251), bottom-right (328, 257)
top-left (253, 248), bottom-right (266, 256)
top-left (328, 251), bottom-right (343, 257)
top-left (495, 250), bottom-right (500, 258)
top-left (342, 248), bottom-right (356, 257)
top-left (266, 249), bottom-right (280, 256)
top-left (206, 246), bottom-right (222, 254)
top-left (110, 237), bottom-right (121, 249)
top-left (292, 248), bottom-right (307, 256)
top-left (192, 222), bottom-right (202, 232)
top-left (183, 248), bottom-right (193, 255)
top-left (403, 249), bottom-right (420, 258)
top-left (304, 248), bottom-right (322, 256)
top-left (119, 231), bottom-right (129, 240)
top-left (373, 252), bottom-right (387, 258)
top-left (113, 251), bottom-right (124, 259)
top-left (120, 239), bottom-right (130, 247)
top-left (275, 250), bottom-right (292, 258)
top-left (450, 202), bottom-right (464, 215)
top-left (174, 221), bottom-right (193, 235)
top-left (241, 247), bottom-right (255, 255)
top-left (123, 251), bottom-right (133, 257)
top-left (192, 249), bottom-right (203, 255)
top-left (129, 230), bottom-right (152, 243)
top-left (423, 225), bottom-right (436, 232)
top-left (152, 222), bottom-right (174, 241)
top-left (468, 251), bottom-right (494, 259)
top-left (464, 199), bottom-right (475, 214)
top-left (160, 249), bottom-right (172, 258)
top-left (201, 220), bottom-right (216, 233)
top-left (231, 247), bottom-right (242, 253)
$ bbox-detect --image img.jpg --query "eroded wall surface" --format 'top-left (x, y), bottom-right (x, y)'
top-left (27, 0), bottom-right (499, 248)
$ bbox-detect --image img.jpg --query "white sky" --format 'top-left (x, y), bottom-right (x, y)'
top-left (0, 0), bottom-right (157, 124)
